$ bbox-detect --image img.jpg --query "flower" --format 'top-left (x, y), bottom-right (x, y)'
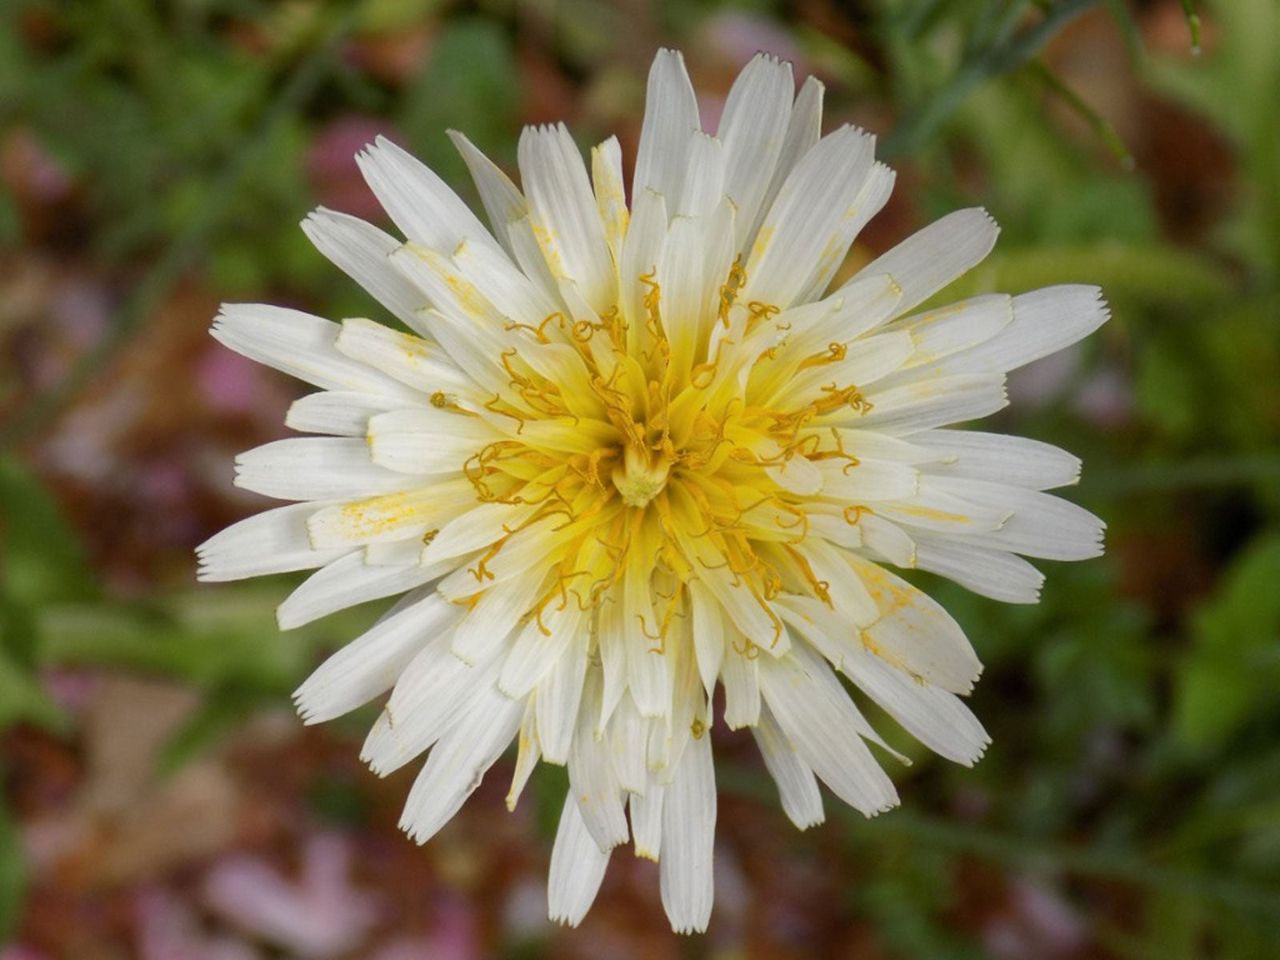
top-left (197, 49), bottom-right (1107, 933)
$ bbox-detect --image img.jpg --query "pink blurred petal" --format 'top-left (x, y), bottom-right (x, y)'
top-left (1073, 365), bottom-right (1134, 427)
top-left (135, 888), bottom-right (262, 960)
top-left (700, 12), bottom-right (809, 73)
top-left (201, 834), bottom-right (380, 958)
top-left (1008, 345), bottom-right (1082, 408)
top-left (307, 116), bottom-right (403, 222)
top-left (197, 349), bottom-right (267, 415)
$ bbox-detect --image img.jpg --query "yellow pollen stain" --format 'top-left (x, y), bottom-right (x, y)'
top-left (891, 503), bottom-right (970, 524)
top-left (333, 492), bottom-right (434, 538)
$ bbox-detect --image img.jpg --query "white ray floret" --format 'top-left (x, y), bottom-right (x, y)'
top-left (199, 49), bottom-right (1108, 934)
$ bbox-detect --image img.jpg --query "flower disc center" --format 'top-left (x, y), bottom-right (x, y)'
top-left (611, 444), bottom-right (671, 508)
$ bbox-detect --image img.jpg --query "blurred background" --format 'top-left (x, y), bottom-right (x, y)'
top-left (2, 0), bottom-right (1279, 957)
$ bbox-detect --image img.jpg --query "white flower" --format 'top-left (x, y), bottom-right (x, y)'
top-left (198, 50), bottom-right (1107, 933)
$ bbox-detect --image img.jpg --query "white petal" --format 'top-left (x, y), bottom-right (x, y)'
top-left (448, 130), bottom-right (526, 256)
top-left (793, 539), bottom-right (878, 625)
top-left (946, 285), bottom-right (1110, 374)
top-left (596, 588), bottom-right (628, 731)
top-left (591, 135), bottom-right (628, 260)
top-left (451, 234), bottom-right (561, 328)
top-left (855, 512), bottom-right (918, 567)
top-left (912, 429), bottom-right (1082, 490)
top-left (437, 516), bottom-right (569, 599)
top-left (506, 701), bottom-right (540, 811)
top-left (891, 294), bottom-right (1013, 366)
top-left (778, 330), bottom-right (914, 406)
top-left (912, 537), bottom-right (1044, 603)
top-left (816, 457), bottom-right (920, 504)
top-left (659, 728), bottom-right (716, 934)
top-left (873, 479), bottom-right (1009, 536)
top-left (848, 208), bottom-right (999, 315)
top-left (659, 214), bottom-right (708, 383)
top-left (689, 582), bottom-right (726, 698)
top-left (854, 374), bottom-right (1008, 434)
top-left (211, 304), bottom-right (414, 395)
top-left (276, 550), bottom-right (442, 630)
top-left (608, 694), bottom-right (649, 795)
top-left (778, 273), bottom-right (904, 358)
top-left (367, 407), bottom-right (497, 475)
top-left (196, 502), bottom-right (345, 582)
top-left (234, 437), bottom-right (426, 501)
top-left (842, 649), bottom-right (990, 766)
top-left (301, 208), bottom-right (426, 327)
top-left (630, 784), bottom-right (664, 861)
top-left (751, 702), bottom-right (824, 829)
top-left (424, 501), bottom-right (540, 566)
top-left (333, 317), bottom-right (476, 399)
top-left (285, 390), bottom-right (418, 436)
top-left (792, 161), bottom-right (896, 303)
top-left (757, 642), bottom-right (899, 817)
top-left (293, 589), bottom-right (458, 724)
top-left (622, 547), bottom-right (671, 718)
top-left (499, 602), bottom-right (580, 699)
top-left (633, 49), bottom-right (701, 203)
top-left (365, 536), bottom-right (434, 566)
top-left (357, 135), bottom-right (502, 255)
top-left (719, 643), bottom-right (760, 729)
top-left (765, 452), bottom-right (823, 496)
top-left (505, 212), bottom-right (565, 305)
top-left (853, 557), bottom-right (983, 694)
top-left (717, 53), bottom-right (793, 246)
top-left (741, 125), bottom-right (875, 309)
top-left (921, 476), bottom-right (1105, 560)
top-left (399, 677), bottom-right (522, 844)
top-left (743, 74), bottom-right (823, 252)
top-left (305, 481), bottom-right (475, 550)
top-left (676, 132), bottom-right (725, 220)
top-left (568, 669), bottom-right (629, 850)
top-left (619, 188), bottom-right (668, 353)
top-left (451, 565), bottom-right (547, 665)
top-left (518, 124), bottom-right (615, 313)
top-left (547, 795), bottom-right (611, 927)
top-left (361, 642), bottom-right (497, 777)
top-left (534, 628), bottom-right (589, 765)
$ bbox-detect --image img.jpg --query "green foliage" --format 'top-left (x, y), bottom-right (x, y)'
top-left (0, 799), bottom-right (24, 942)
top-left (2, 0), bottom-right (315, 265)
top-left (1146, 0), bottom-right (1280, 279)
top-left (397, 19), bottom-right (521, 185)
top-left (1174, 536), bottom-right (1280, 752)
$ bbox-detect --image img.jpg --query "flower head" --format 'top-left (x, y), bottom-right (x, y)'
top-left (198, 50), bottom-right (1107, 932)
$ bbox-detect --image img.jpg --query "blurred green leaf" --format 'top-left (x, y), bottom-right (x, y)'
top-left (0, 649), bottom-right (65, 733)
top-left (0, 457), bottom-right (95, 611)
top-left (1147, 0), bottom-right (1280, 278)
top-left (1174, 536), bottom-right (1280, 751)
top-left (155, 684), bottom-right (262, 776)
top-left (398, 18), bottom-right (520, 187)
top-left (0, 799), bottom-right (25, 942)
top-left (944, 242), bottom-right (1230, 307)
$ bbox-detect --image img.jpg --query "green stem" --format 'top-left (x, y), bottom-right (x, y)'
top-left (882, 0), bottom-right (1102, 158)
top-left (1029, 59), bottom-right (1135, 168)
top-left (1083, 455), bottom-right (1280, 495)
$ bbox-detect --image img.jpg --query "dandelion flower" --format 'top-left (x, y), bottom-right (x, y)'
top-left (198, 50), bottom-right (1107, 932)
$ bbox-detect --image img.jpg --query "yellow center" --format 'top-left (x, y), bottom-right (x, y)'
top-left (451, 258), bottom-right (874, 650)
